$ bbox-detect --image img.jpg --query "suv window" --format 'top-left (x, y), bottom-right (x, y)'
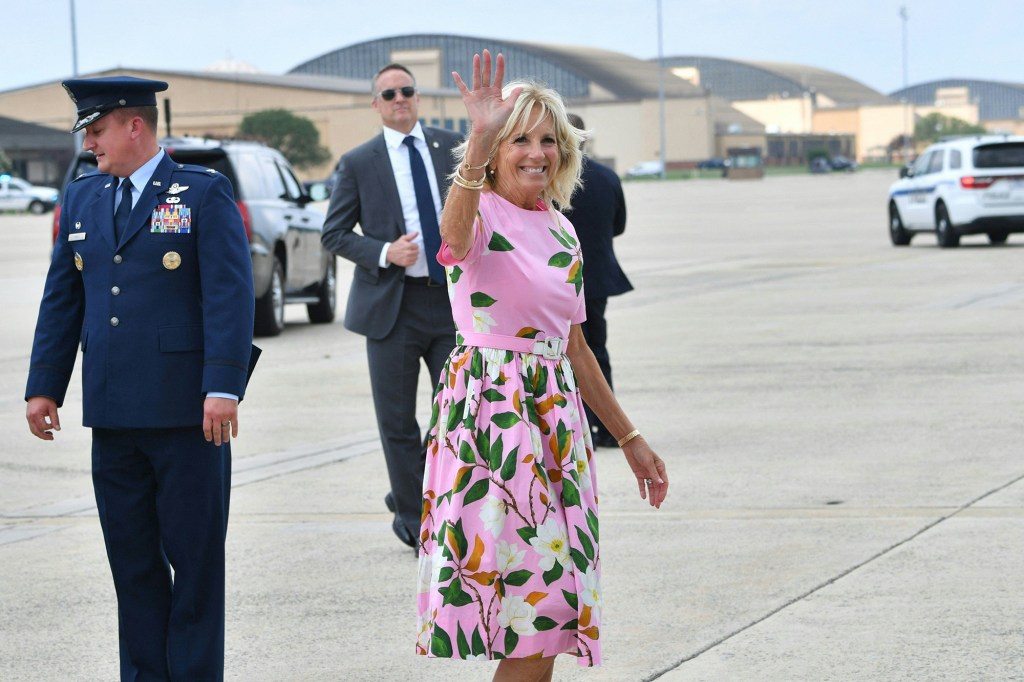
top-left (911, 151), bottom-right (933, 176)
top-left (277, 160), bottom-right (304, 202)
top-left (260, 155), bottom-right (287, 200)
top-left (949, 149), bottom-right (962, 170)
top-left (927, 150), bottom-right (945, 174)
top-left (232, 151), bottom-right (268, 200)
top-left (974, 142), bottom-right (1024, 169)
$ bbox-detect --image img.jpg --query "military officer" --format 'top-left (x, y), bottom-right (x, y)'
top-left (25, 76), bottom-right (255, 682)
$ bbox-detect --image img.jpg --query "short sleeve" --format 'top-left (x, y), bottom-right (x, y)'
top-left (438, 206), bottom-right (494, 266)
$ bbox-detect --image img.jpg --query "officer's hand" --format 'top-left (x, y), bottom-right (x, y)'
top-left (386, 233), bottom-right (420, 267)
top-left (203, 397), bottom-right (239, 446)
top-left (27, 396), bottom-right (61, 441)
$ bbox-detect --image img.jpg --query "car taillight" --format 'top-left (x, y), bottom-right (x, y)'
top-left (51, 205), bottom-right (61, 244)
top-left (960, 176), bottom-right (996, 189)
top-left (236, 200), bottom-right (253, 241)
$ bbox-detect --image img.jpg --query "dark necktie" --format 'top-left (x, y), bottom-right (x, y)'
top-left (402, 136), bottom-right (445, 285)
top-left (114, 180), bottom-right (133, 242)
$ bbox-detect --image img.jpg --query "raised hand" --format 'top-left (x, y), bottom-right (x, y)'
top-left (451, 50), bottom-right (522, 143)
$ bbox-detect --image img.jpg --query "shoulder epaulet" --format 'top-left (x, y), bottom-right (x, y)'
top-left (70, 169), bottom-right (108, 184)
top-left (174, 163), bottom-right (219, 176)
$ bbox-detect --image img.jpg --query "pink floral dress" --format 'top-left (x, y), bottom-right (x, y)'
top-left (416, 191), bottom-right (602, 667)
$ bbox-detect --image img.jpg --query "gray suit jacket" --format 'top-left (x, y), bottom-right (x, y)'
top-left (321, 126), bottom-right (462, 339)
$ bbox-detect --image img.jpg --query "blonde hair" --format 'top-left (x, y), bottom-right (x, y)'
top-left (452, 80), bottom-right (586, 210)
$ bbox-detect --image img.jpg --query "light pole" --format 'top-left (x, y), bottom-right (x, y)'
top-left (70, 0), bottom-right (82, 151)
top-left (656, 0), bottom-right (667, 179)
top-left (900, 5), bottom-right (910, 162)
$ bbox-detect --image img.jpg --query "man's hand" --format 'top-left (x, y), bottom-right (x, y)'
top-left (386, 233), bottom-right (421, 267)
top-left (203, 396), bottom-right (239, 446)
top-left (26, 396), bottom-right (61, 441)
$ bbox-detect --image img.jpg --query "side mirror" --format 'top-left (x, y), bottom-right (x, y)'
top-left (899, 166), bottom-right (911, 179)
top-left (307, 182), bottom-right (330, 202)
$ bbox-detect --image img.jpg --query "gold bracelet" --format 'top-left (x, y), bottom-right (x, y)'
top-left (452, 168), bottom-right (485, 190)
top-left (616, 429), bottom-right (641, 448)
top-left (463, 157), bottom-right (491, 172)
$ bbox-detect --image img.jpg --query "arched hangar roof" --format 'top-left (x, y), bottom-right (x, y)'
top-left (890, 79), bottom-right (1024, 121)
top-left (658, 56), bottom-right (891, 106)
top-left (288, 34), bottom-right (705, 100)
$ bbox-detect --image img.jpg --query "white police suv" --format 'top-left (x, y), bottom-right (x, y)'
top-left (888, 135), bottom-right (1024, 247)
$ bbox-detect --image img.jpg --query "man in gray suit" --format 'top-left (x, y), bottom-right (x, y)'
top-left (321, 64), bottom-right (459, 551)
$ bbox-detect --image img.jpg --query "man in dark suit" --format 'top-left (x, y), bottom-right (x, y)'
top-left (25, 77), bottom-right (255, 681)
top-left (563, 113), bottom-right (633, 448)
top-left (321, 64), bottom-right (460, 550)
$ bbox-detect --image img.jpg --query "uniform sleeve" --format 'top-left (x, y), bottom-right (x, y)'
top-left (195, 172), bottom-right (255, 398)
top-left (25, 191), bottom-right (87, 404)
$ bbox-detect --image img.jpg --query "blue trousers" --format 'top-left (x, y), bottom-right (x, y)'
top-left (92, 427), bottom-right (230, 682)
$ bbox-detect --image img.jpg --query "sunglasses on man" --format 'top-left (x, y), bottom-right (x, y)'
top-left (378, 86), bottom-right (416, 101)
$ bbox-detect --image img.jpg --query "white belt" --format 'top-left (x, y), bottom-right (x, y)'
top-left (458, 332), bottom-right (567, 359)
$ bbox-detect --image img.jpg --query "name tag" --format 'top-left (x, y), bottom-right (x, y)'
top-left (68, 232), bottom-right (86, 242)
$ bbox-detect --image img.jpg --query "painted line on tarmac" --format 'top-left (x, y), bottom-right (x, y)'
top-left (0, 431), bottom-right (382, 545)
top-left (645, 469), bottom-right (1024, 681)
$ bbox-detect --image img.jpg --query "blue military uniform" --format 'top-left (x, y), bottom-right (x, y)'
top-left (25, 77), bottom-right (254, 681)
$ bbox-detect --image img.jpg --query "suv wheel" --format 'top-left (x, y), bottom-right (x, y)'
top-left (254, 256), bottom-right (285, 337)
top-left (988, 231), bottom-right (1008, 245)
top-left (307, 257), bottom-right (336, 324)
top-left (889, 203), bottom-right (912, 246)
top-left (29, 200), bottom-right (45, 215)
top-left (935, 204), bottom-right (960, 248)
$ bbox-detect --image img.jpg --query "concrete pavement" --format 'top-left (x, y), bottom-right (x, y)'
top-left (1, 169), bottom-right (1021, 680)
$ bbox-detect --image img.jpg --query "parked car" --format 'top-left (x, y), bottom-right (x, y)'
top-left (0, 174), bottom-right (59, 214)
top-left (888, 135), bottom-right (1024, 247)
top-left (696, 157), bottom-right (730, 170)
top-left (55, 137), bottom-right (335, 336)
top-left (808, 157), bottom-right (831, 174)
top-left (829, 155), bottom-right (857, 172)
top-left (624, 160), bottom-right (664, 178)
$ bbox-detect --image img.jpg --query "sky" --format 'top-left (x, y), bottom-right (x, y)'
top-left (3, 0), bottom-right (1022, 97)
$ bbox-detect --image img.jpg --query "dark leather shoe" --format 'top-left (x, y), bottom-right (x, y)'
top-left (392, 517), bottom-right (416, 548)
top-left (385, 492), bottom-right (396, 513)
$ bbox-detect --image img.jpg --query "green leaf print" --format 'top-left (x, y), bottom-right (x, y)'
top-left (471, 627), bottom-right (486, 656)
top-left (558, 223), bottom-right (578, 248)
top-left (451, 519), bottom-right (469, 559)
top-left (517, 526), bottom-right (538, 544)
top-left (481, 388), bottom-right (505, 402)
top-left (570, 548), bottom-right (589, 573)
top-left (561, 479), bottom-right (581, 508)
top-left (576, 527), bottom-right (595, 561)
top-left (463, 477), bottom-right (491, 506)
top-left (440, 577), bottom-right (474, 607)
top-left (548, 226), bottom-right (573, 249)
top-left (492, 412), bottom-right (522, 429)
top-left (586, 509), bottom-right (600, 543)
top-left (457, 624), bottom-right (470, 658)
top-left (504, 569), bottom-right (533, 587)
top-left (446, 398), bottom-right (465, 432)
top-left (500, 445), bottom-right (520, 481)
top-left (542, 561), bottom-right (564, 586)
top-left (562, 589), bottom-right (579, 610)
top-left (488, 433), bottom-right (504, 471)
top-left (449, 265), bottom-right (463, 283)
top-left (470, 292), bottom-right (497, 307)
top-left (515, 327), bottom-right (541, 339)
top-left (431, 626), bottom-right (453, 658)
top-left (458, 440), bottom-right (476, 464)
top-left (487, 232), bottom-right (515, 251)
top-left (560, 619), bottom-right (579, 631)
top-left (504, 629), bottom-right (519, 656)
top-left (438, 566), bottom-right (455, 583)
top-left (547, 252), bottom-right (572, 268)
top-left (533, 616), bottom-right (558, 632)
top-left (470, 350), bottom-right (483, 380)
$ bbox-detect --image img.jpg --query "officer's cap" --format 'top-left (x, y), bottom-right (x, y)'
top-left (62, 76), bottom-right (169, 133)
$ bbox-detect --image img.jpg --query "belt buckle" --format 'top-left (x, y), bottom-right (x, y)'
top-left (538, 337), bottom-right (562, 359)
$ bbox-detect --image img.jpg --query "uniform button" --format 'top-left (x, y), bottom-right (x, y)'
top-left (113, 254), bottom-right (123, 264)
top-left (111, 286), bottom-right (120, 296)
top-left (110, 317), bottom-right (120, 327)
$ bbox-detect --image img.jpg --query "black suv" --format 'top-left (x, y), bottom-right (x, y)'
top-left (54, 136), bottom-right (336, 336)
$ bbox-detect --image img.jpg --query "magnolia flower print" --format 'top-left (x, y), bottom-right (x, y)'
top-left (479, 494), bottom-right (508, 538)
top-left (530, 518), bottom-right (571, 571)
top-left (497, 595), bottom-right (539, 636)
top-left (495, 539), bottom-right (527, 573)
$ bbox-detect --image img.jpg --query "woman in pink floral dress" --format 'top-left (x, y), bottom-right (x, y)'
top-left (416, 50), bottom-right (669, 682)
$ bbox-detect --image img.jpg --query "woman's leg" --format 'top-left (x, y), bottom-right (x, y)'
top-left (493, 656), bottom-right (556, 682)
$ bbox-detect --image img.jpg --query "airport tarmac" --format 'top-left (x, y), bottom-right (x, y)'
top-left (1, 169), bottom-right (1021, 681)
